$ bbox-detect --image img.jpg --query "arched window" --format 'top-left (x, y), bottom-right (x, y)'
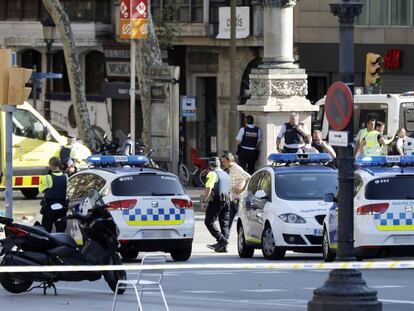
top-left (52, 50), bottom-right (70, 94)
top-left (20, 49), bottom-right (42, 71)
top-left (85, 51), bottom-right (105, 95)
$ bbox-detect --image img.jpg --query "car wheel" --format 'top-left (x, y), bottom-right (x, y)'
top-left (261, 224), bottom-right (285, 260)
top-left (237, 224), bottom-right (254, 258)
top-left (119, 248), bottom-right (139, 260)
top-left (171, 245), bottom-right (192, 262)
top-left (322, 228), bottom-right (336, 262)
top-left (20, 188), bottom-right (39, 199)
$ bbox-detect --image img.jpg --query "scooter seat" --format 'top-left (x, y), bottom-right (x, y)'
top-left (50, 233), bottom-right (78, 249)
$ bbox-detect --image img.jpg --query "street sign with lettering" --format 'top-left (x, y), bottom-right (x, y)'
top-left (325, 81), bottom-right (353, 131)
top-left (32, 72), bottom-right (63, 80)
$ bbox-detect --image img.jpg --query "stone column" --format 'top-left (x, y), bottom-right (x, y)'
top-left (238, 0), bottom-right (318, 169)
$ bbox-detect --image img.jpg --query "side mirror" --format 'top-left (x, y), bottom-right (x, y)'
top-left (324, 193), bottom-right (337, 203)
top-left (254, 190), bottom-right (267, 200)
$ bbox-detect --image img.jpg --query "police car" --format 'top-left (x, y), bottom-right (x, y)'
top-left (323, 155), bottom-right (414, 261)
top-left (66, 155), bottom-right (194, 262)
top-left (237, 153), bottom-right (338, 259)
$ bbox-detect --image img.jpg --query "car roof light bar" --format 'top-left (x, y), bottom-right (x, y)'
top-left (267, 153), bottom-right (333, 164)
top-left (356, 155), bottom-right (414, 167)
top-left (86, 155), bottom-right (149, 167)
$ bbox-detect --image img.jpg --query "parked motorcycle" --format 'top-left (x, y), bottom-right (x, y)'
top-left (0, 190), bottom-right (126, 295)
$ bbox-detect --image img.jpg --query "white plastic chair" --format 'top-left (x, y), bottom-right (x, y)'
top-left (112, 254), bottom-right (170, 311)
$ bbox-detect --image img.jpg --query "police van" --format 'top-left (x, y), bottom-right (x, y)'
top-left (323, 155), bottom-right (414, 261)
top-left (0, 102), bottom-right (90, 198)
top-left (315, 93), bottom-right (414, 154)
top-left (237, 153), bottom-right (338, 260)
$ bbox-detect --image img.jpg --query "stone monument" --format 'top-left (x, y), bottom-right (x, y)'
top-left (238, 0), bottom-right (318, 168)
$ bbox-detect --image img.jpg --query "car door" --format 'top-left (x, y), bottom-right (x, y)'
top-left (251, 171), bottom-right (272, 238)
top-left (243, 172), bottom-right (262, 242)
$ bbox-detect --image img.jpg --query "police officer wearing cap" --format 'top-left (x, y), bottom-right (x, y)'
top-left (201, 157), bottom-right (231, 252)
top-left (59, 134), bottom-right (82, 171)
top-left (276, 112), bottom-right (310, 153)
top-left (39, 157), bottom-right (68, 233)
top-left (236, 115), bottom-right (261, 175)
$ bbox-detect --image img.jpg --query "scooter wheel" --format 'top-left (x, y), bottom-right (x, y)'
top-left (0, 273), bottom-right (33, 294)
top-left (104, 254), bottom-right (127, 295)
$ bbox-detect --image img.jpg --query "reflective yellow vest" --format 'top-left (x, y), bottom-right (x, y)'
top-left (362, 130), bottom-right (382, 156)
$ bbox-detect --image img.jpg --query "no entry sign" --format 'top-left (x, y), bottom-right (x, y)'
top-left (325, 82), bottom-right (353, 131)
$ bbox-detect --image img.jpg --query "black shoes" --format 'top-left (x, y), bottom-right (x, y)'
top-left (214, 239), bottom-right (228, 253)
top-left (207, 243), bottom-right (218, 250)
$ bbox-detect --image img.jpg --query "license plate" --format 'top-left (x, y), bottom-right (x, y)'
top-left (142, 231), bottom-right (169, 239)
top-left (313, 229), bottom-right (323, 236)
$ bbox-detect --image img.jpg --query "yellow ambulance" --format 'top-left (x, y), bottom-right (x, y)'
top-left (0, 102), bottom-right (91, 198)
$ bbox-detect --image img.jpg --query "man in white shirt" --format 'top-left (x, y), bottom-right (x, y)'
top-left (221, 152), bottom-right (251, 232)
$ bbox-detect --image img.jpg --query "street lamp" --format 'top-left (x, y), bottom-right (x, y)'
top-left (41, 13), bottom-right (56, 121)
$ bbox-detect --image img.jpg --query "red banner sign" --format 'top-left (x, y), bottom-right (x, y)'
top-left (384, 49), bottom-right (402, 70)
top-left (118, 0), bottom-right (148, 40)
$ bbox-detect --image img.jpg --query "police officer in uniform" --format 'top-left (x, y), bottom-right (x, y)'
top-left (201, 157), bottom-right (231, 253)
top-left (276, 112), bottom-right (309, 153)
top-left (39, 157), bottom-right (68, 233)
top-left (235, 115), bottom-right (261, 174)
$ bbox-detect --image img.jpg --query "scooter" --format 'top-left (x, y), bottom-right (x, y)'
top-left (0, 190), bottom-right (126, 295)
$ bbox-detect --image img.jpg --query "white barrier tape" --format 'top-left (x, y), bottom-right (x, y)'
top-left (0, 260), bottom-right (414, 273)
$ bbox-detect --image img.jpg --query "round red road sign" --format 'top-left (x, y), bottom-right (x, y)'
top-left (325, 82), bottom-right (353, 131)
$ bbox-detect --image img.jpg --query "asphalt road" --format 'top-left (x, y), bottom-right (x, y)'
top-left (1, 194), bottom-right (414, 310)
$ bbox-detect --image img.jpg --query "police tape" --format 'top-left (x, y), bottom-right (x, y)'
top-left (0, 260), bottom-right (414, 273)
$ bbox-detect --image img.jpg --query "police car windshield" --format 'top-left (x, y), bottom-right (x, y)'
top-left (275, 173), bottom-right (338, 201)
top-left (111, 175), bottom-right (185, 196)
top-left (366, 175), bottom-right (414, 200)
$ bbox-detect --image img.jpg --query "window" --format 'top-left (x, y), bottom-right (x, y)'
top-left (13, 109), bottom-right (46, 140)
top-left (52, 51), bottom-right (70, 94)
top-left (20, 49), bottom-right (42, 71)
top-left (85, 51), bottom-right (105, 95)
top-left (152, 0), bottom-right (204, 23)
top-left (356, 0), bottom-right (413, 26)
top-left (365, 176), bottom-right (414, 200)
top-left (111, 174), bottom-right (185, 196)
top-left (7, 0), bottom-right (23, 19)
top-left (258, 172), bottom-right (272, 200)
top-left (247, 172), bottom-right (263, 195)
top-left (23, 0), bottom-right (40, 20)
top-left (275, 172), bottom-right (338, 201)
top-left (60, 0), bottom-right (110, 23)
top-left (68, 173), bottom-right (106, 200)
top-left (0, 0), bottom-right (6, 19)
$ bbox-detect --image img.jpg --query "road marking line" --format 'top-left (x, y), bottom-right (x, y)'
top-left (380, 299), bottom-right (414, 305)
top-left (181, 290), bottom-right (224, 294)
top-left (241, 289), bottom-right (288, 293)
top-left (1, 260), bottom-right (414, 273)
top-left (371, 285), bottom-right (405, 289)
top-left (301, 287), bottom-right (316, 290)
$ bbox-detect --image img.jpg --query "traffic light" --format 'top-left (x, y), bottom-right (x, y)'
top-left (8, 67), bottom-right (32, 105)
top-left (0, 48), bottom-right (32, 105)
top-left (365, 52), bottom-right (383, 87)
top-left (0, 48), bottom-right (12, 105)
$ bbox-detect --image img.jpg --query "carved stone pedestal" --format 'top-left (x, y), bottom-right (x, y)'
top-left (238, 67), bottom-right (318, 168)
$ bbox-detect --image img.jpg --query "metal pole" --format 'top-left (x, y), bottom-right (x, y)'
top-left (44, 41), bottom-right (52, 121)
top-left (308, 1), bottom-right (381, 310)
top-left (228, 0), bottom-right (237, 153)
top-left (3, 105), bottom-right (16, 219)
top-left (130, 0), bottom-right (136, 155)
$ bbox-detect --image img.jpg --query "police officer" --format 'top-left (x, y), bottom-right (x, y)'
top-left (59, 135), bottom-right (82, 171)
top-left (39, 157), bottom-right (68, 233)
top-left (276, 112), bottom-right (310, 153)
top-left (235, 115), bottom-right (261, 174)
top-left (201, 157), bottom-right (231, 253)
top-left (356, 118), bottom-right (383, 156)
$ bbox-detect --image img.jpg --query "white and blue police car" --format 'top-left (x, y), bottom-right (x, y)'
top-left (323, 155), bottom-right (414, 262)
top-left (66, 155), bottom-right (194, 261)
top-left (237, 153), bottom-right (338, 260)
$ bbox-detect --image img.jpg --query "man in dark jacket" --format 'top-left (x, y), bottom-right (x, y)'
top-left (235, 115), bottom-right (261, 174)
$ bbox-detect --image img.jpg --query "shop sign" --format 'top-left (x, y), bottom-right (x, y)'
top-left (384, 49), bottom-right (402, 70)
top-left (101, 82), bottom-right (139, 99)
top-left (118, 0), bottom-right (148, 40)
top-left (105, 61), bottom-right (130, 77)
top-left (216, 6), bottom-right (250, 39)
